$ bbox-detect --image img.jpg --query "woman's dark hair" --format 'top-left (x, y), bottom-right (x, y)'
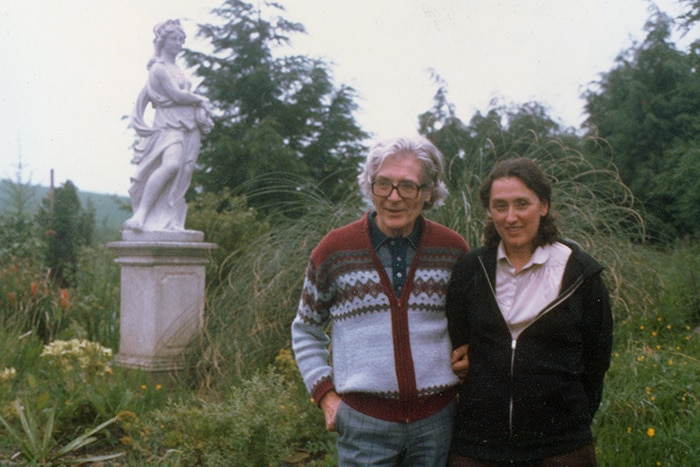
top-left (478, 158), bottom-right (559, 248)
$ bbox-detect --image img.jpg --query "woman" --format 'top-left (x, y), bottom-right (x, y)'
top-left (124, 19), bottom-right (213, 231)
top-left (446, 158), bottom-right (613, 466)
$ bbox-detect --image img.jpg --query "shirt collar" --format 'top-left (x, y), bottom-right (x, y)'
top-left (369, 211), bottom-right (423, 250)
top-left (497, 241), bottom-right (550, 269)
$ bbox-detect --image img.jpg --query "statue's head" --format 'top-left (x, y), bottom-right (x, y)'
top-left (152, 19), bottom-right (185, 57)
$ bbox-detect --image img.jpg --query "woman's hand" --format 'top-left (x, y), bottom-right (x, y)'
top-left (451, 344), bottom-right (469, 381)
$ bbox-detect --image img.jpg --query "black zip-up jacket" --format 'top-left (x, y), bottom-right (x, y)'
top-left (446, 240), bottom-right (613, 463)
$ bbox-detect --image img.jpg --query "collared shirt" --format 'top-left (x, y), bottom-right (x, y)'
top-left (495, 241), bottom-right (572, 339)
top-left (369, 212), bottom-right (423, 297)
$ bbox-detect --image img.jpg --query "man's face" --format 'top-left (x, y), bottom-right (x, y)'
top-left (372, 152), bottom-right (431, 238)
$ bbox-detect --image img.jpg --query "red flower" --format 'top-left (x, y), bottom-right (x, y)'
top-left (59, 289), bottom-right (70, 309)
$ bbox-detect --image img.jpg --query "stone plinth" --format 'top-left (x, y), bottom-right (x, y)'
top-left (108, 231), bottom-right (217, 372)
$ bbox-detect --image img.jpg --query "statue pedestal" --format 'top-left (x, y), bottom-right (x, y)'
top-left (108, 231), bottom-right (217, 372)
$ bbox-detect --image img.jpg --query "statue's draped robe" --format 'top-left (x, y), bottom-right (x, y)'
top-left (129, 62), bottom-right (209, 231)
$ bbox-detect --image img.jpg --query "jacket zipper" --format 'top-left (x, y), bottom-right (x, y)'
top-left (478, 257), bottom-right (587, 437)
top-left (509, 338), bottom-right (517, 436)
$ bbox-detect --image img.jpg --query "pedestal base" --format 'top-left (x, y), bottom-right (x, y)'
top-left (108, 234), bottom-right (217, 372)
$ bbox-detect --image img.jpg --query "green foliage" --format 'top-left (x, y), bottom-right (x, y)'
top-left (647, 142), bottom-right (700, 239)
top-left (0, 255), bottom-right (70, 343)
top-left (0, 399), bottom-right (126, 465)
top-left (584, 11), bottom-right (700, 239)
top-left (121, 351), bottom-right (334, 466)
top-left (0, 178), bottom-right (131, 244)
top-left (185, 0), bottom-right (368, 209)
top-left (185, 189), bottom-right (270, 284)
top-left (35, 180), bottom-right (96, 288)
top-left (70, 245), bottom-right (121, 350)
top-left (0, 333), bottom-right (175, 462)
top-left (593, 242), bottom-right (700, 466)
top-left (0, 172), bottom-right (43, 263)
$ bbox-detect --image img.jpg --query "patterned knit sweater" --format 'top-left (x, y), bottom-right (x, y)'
top-left (291, 212), bottom-right (469, 422)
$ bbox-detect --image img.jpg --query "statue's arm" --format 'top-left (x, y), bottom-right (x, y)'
top-left (151, 64), bottom-right (206, 106)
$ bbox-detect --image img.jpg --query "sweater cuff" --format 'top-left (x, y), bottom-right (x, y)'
top-left (312, 378), bottom-right (335, 407)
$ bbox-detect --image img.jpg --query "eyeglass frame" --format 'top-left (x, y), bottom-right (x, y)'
top-left (371, 179), bottom-right (428, 200)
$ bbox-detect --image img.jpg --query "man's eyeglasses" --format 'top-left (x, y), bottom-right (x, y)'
top-left (371, 180), bottom-right (426, 199)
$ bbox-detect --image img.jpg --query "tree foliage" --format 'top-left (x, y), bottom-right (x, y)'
top-left (185, 188), bottom-right (270, 285)
top-left (584, 11), bottom-right (700, 239)
top-left (35, 181), bottom-right (95, 288)
top-left (184, 0), bottom-right (368, 212)
top-left (0, 171), bottom-right (42, 263)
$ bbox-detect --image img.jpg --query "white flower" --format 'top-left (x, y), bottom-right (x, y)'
top-left (0, 367), bottom-right (17, 381)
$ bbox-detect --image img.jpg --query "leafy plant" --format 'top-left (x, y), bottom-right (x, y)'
top-left (124, 362), bottom-right (326, 466)
top-left (0, 398), bottom-right (126, 465)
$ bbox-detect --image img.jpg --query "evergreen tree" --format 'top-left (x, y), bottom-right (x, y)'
top-left (185, 0), bottom-right (368, 211)
top-left (0, 172), bottom-right (42, 263)
top-left (36, 180), bottom-right (94, 288)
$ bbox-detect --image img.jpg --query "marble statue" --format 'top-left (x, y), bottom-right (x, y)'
top-left (124, 19), bottom-right (213, 232)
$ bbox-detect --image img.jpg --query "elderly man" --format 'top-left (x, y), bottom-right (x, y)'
top-left (292, 136), bottom-right (469, 466)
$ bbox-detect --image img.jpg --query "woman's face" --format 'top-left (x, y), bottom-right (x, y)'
top-left (162, 30), bottom-right (186, 56)
top-left (488, 176), bottom-right (549, 256)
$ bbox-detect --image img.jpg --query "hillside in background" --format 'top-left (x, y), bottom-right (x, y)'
top-left (0, 179), bottom-right (130, 242)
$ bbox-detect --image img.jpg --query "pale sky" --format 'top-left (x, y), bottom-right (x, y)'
top-left (0, 0), bottom-right (688, 196)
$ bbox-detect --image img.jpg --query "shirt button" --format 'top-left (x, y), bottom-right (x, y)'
top-left (397, 272), bottom-right (403, 278)
top-left (397, 256), bottom-right (402, 262)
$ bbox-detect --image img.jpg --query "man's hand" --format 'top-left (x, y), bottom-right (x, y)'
top-left (451, 344), bottom-right (469, 381)
top-left (319, 390), bottom-right (342, 432)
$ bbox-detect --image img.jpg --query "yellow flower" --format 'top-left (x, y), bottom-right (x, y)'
top-left (637, 355), bottom-right (645, 362)
top-left (141, 384), bottom-right (147, 390)
top-left (668, 360), bottom-right (673, 366)
top-left (650, 396), bottom-right (656, 402)
top-left (627, 426), bottom-right (632, 434)
top-left (156, 384), bottom-right (163, 391)
top-left (116, 410), bottom-right (139, 423)
top-left (651, 332), bottom-right (657, 337)
top-left (640, 325), bottom-right (645, 330)
top-left (645, 387), bottom-right (652, 395)
top-left (647, 427), bottom-right (656, 437)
